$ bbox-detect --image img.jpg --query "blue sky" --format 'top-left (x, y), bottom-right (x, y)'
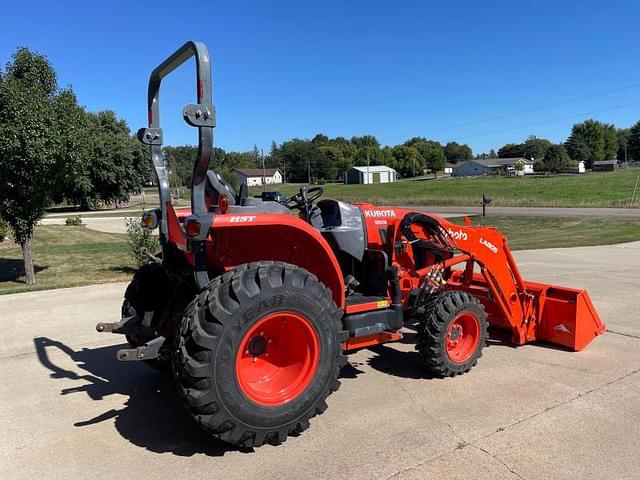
top-left (2, 0), bottom-right (639, 154)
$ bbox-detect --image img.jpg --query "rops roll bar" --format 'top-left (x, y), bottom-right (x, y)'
top-left (137, 40), bottom-right (215, 239)
top-left (137, 41), bottom-right (215, 288)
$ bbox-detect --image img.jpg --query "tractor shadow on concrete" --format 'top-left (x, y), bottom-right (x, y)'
top-left (33, 337), bottom-right (245, 457)
top-left (366, 329), bottom-right (516, 379)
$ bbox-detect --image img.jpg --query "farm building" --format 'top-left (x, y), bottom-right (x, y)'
top-left (232, 168), bottom-right (283, 187)
top-left (561, 161), bottom-right (586, 174)
top-left (592, 159), bottom-right (618, 172)
top-left (345, 165), bottom-right (397, 184)
top-left (443, 163), bottom-right (456, 175)
top-left (452, 157), bottom-right (535, 177)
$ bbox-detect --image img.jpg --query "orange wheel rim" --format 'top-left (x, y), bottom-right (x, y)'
top-left (236, 311), bottom-right (320, 406)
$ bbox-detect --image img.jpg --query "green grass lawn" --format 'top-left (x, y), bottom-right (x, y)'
top-left (252, 169), bottom-right (640, 208)
top-left (0, 225), bottom-right (135, 295)
top-left (1, 215), bottom-right (639, 294)
top-left (453, 215), bottom-right (640, 250)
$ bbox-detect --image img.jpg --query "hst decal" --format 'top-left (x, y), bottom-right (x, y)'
top-left (229, 215), bottom-right (257, 223)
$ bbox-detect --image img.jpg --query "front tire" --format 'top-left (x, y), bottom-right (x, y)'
top-left (416, 291), bottom-right (488, 377)
top-left (174, 261), bottom-right (346, 448)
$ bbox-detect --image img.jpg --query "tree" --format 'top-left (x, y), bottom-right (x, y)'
top-left (392, 145), bottom-right (420, 178)
top-left (0, 48), bottom-right (62, 284)
top-left (405, 137), bottom-right (445, 177)
top-left (616, 128), bottom-right (630, 163)
top-left (488, 149), bottom-right (497, 158)
top-left (498, 136), bottom-right (551, 160)
top-left (565, 119), bottom-right (618, 168)
top-left (317, 145), bottom-right (342, 180)
top-left (85, 111), bottom-right (146, 207)
top-left (542, 144), bottom-right (571, 173)
top-left (498, 143), bottom-right (525, 158)
top-left (50, 89), bottom-right (93, 207)
top-left (163, 145), bottom-right (197, 186)
top-left (627, 121), bottom-right (640, 163)
top-left (350, 135), bottom-right (379, 149)
top-left (444, 141), bottom-right (472, 164)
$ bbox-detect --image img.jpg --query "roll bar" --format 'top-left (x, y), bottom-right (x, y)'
top-left (137, 40), bottom-right (215, 239)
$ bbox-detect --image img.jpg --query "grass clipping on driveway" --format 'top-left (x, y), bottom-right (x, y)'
top-left (1, 217), bottom-right (639, 294)
top-left (0, 225), bottom-right (135, 295)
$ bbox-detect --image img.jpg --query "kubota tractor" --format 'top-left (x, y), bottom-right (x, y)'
top-left (96, 42), bottom-right (605, 448)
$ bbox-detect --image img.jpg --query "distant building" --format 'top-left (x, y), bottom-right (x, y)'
top-left (592, 159), bottom-right (618, 172)
top-left (561, 161), bottom-right (586, 174)
top-left (345, 165), bottom-right (397, 184)
top-left (444, 163), bottom-right (456, 175)
top-left (452, 157), bottom-right (535, 177)
top-left (233, 168), bottom-right (283, 187)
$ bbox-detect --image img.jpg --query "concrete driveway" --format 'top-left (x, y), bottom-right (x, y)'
top-left (1, 242), bottom-right (639, 479)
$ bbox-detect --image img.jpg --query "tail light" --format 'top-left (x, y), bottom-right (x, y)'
top-left (141, 210), bottom-right (159, 229)
top-left (218, 194), bottom-right (229, 213)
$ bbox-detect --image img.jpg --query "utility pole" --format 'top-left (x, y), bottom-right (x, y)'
top-left (308, 159), bottom-right (311, 185)
top-left (261, 148), bottom-right (267, 191)
top-left (367, 150), bottom-right (370, 184)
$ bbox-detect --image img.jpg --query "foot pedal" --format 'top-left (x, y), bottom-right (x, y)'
top-left (117, 336), bottom-right (166, 362)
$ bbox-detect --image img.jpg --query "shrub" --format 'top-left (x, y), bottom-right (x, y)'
top-left (0, 217), bottom-right (9, 242)
top-left (125, 217), bottom-right (161, 267)
top-left (65, 215), bottom-right (83, 226)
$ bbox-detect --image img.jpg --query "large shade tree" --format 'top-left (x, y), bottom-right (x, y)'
top-left (565, 119), bottom-right (618, 168)
top-left (0, 48), bottom-right (64, 284)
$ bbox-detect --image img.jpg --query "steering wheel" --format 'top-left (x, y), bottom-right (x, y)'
top-left (285, 186), bottom-right (324, 219)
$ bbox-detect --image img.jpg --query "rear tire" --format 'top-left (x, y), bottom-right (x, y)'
top-left (174, 261), bottom-right (346, 448)
top-left (415, 291), bottom-right (488, 377)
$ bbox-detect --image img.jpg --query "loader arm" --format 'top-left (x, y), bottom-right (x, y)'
top-left (408, 215), bottom-right (605, 350)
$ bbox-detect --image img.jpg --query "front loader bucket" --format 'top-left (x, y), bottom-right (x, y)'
top-left (526, 281), bottom-right (606, 351)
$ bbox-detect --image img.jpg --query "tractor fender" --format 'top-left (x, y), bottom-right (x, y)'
top-left (209, 213), bottom-right (345, 308)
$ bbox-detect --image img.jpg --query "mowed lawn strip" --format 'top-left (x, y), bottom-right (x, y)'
top-left (452, 215), bottom-right (640, 250)
top-left (1, 216), bottom-right (639, 294)
top-left (0, 225), bottom-right (135, 295)
top-left (251, 169), bottom-right (640, 208)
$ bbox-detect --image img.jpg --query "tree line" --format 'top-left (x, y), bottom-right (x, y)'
top-left (496, 120), bottom-right (640, 173)
top-left (165, 136), bottom-right (474, 186)
top-left (165, 114), bottom-right (640, 188)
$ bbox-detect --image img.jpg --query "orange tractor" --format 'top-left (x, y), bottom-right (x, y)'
top-left (96, 41), bottom-right (605, 448)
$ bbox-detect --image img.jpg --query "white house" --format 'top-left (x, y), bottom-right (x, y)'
top-left (345, 165), bottom-right (397, 184)
top-left (233, 168), bottom-right (283, 187)
top-left (452, 157), bottom-right (535, 177)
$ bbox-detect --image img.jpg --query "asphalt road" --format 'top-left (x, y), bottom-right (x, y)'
top-left (1, 242), bottom-right (639, 479)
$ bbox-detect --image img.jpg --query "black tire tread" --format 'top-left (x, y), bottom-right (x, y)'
top-left (415, 290), bottom-right (488, 377)
top-left (174, 261), bottom-right (346, 448)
